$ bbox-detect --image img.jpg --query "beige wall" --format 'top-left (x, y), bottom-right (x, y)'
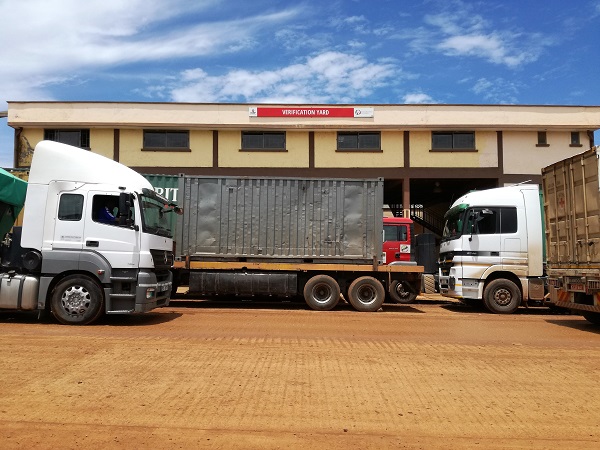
top-left (502, 131), bottom-right (585, 175)
top-left (218, 130), bottom-right (309, 168)
top-left (119, 129), bottom-right (213, 167)
top-left (409, 131), bottom-right (498, 168)
top-left (314, 131), bottom-right (404, 168)
top-left (17, 128), bottom-right (43, 166)
top-left (90, 129), bottom-right (114, 159)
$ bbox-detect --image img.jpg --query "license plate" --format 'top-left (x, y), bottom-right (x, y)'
top-left (568, 283), bottom-right (585, 292)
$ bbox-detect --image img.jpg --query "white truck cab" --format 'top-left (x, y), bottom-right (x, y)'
top-left (0, 140), bottom-right (178, 324)
top-left (438, 184), bottom-right (546, 313)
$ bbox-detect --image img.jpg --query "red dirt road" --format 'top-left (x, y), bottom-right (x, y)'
top-left (1, 296), bottom-right (599, 449)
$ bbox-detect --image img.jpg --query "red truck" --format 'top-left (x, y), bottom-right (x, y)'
top-left (382, 217), bottom-right (419, 303)
top-left (383, 217), bottom-right (414, 264)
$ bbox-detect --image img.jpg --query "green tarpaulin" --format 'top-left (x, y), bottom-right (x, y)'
top-left (0, 168), bottom-right (27, 237)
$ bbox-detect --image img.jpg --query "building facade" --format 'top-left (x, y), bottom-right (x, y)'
top-left (7, 102), bottom-right (600, 234)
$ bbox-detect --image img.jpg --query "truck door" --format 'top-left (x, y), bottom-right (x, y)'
top-left (83, 192), bottom-right (140, 268)
top-left (461, 207), bottom-right (501, 279)
top-left (383, 221), bottom-right (410, 263)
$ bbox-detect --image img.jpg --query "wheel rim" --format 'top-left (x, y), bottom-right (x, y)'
top-left (356, 285), bottom-right (377, 305)
top-left (61, 285), bottom-right (92, 316)
top-left (395, 283), bottom-right (409, 299)
top-left (312, 283), bottom-right (333, 305)
top-left (493, 288), bottom-right (512, 306)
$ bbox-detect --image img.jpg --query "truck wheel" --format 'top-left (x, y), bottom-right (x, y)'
top-left (51, 275), bottom-right (104, 325)
top-left (303, 275), bottom-right (340, 311)
top-left (389, 280), bottom-right (417, 304)
top-left (348, 276), bottom-right (385, 312)
top-left (483, 279), bottom-right (521, 314)
top-left (582, 312), bottom-right (600, 325)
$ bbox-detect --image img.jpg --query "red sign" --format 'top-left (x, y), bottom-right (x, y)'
top-left (249, 107), bottom-right (374, 118)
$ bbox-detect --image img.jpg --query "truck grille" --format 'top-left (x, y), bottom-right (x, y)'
top-left (150, 249), bottom-right (174, 271)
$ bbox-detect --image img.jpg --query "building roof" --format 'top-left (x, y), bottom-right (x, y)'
top-left (7, 101), bottom-right (600, 131)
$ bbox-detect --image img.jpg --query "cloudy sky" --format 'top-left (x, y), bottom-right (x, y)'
top-left (1, 0), bottom-right (599, 167)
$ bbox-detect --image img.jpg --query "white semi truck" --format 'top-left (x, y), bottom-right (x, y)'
top-left (0, 140), bottom-right (178, 324)
top-left (438, 184), bottom-right (547, 313)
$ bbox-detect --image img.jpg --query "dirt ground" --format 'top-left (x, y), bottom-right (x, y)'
top-left (0, 294), bottom-right (599, 449)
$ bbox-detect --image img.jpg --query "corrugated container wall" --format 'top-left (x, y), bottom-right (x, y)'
top-left (542, 146), bottom-right (600, 267)
top-left (176, 176), bottom-right (384, 264)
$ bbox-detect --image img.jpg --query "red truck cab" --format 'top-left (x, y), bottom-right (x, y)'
top-left (383, 217), bottom-right (414, 264)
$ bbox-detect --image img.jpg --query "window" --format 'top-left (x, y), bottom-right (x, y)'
top-left (337, 132), bottom-right (381, 151)
top-left (44, 129), bottom-right (90, 149)
top-left (384, 224), bottom-right (407, 242)
top-left (537, 131), bottom-right (548, 146)
top-left (58, 194), bottom-right (84, 221)
top-left (570, 132), bottom-right (581, 146)
top-left (143, 130), bottom-right (189, 150)
top-left (241, 131), bottom-right (286, 150)
top-left (465, 207), bottom-right (517, 235)
top-left (92, 194), bottom-right (120, 225)
top-left (431, 132), bottom-right (475, 150)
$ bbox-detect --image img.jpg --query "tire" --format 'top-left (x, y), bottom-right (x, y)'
top-left (582, 311), bottom-right (600, 325)
top-left (483, 279), bottom-right (521, 314)
top-left (389, 280), bottom-right (417, 304)
top-left (423, 274), bottom-right (436, 294)
top-left (51, 275), bottom-right (104, 325)
top-left (347, 276), bottom-right (385, 312)
top-left (303, 275), bottom-right (340, 311)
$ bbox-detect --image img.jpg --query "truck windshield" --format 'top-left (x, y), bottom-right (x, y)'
top-left (140, 194), bottom-right (176, 238)
top-left (442, 204), bottom-right (468, 242)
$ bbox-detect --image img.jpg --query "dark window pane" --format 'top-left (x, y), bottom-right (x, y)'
top-left (501, 208), bottom-right (518, 233)
top-left (383, 225), bottom-right (398, 241)
top-left (571, 132), bottom-right (580, 145)
top-left (144, 131), bottom-right (166, 147)
top-left (166, 131), bottom-right (188, 148)
top-left (432, 133), bottom-right (453, 149)
top-left (242, 132), bottom-right (285, 149)
top-left (144, 130), bottom-right (188, 148)
top-left (454, 133), bottom-right (474, 149)
top-left (358, 133), bottom-right (380, 149)
top-left (58, 194), bottom-right (84, 221)
top-left (242, 132), bottom-right (263, 148)
top-left (44, 129), bottom-right (90, 148)
top-left (338, 133), bottom-right (358, 149)
top-left (475, 208), bottom-right (498, 234)
top-left (263, 133), bottom-right (285, 149)
top-left (537, 131), bottom-right (547, 144)
top-left (399, 225), bottom-right (407, 241)
top-left (338, 132), bottom-right (380, 150)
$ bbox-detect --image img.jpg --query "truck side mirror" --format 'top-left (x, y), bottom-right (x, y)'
top-left (118, 192), bottom-right (134, 227)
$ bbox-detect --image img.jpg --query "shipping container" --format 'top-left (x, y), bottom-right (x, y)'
top-left (543, 146), bottom-right (600, 323)
top-left (172, 175), bottom-right (422, 311)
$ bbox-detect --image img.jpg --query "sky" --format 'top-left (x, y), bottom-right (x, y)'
top-left (1, 0), bottom-right (599, 167)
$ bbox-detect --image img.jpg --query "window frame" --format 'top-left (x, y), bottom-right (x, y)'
top-left (430, 131), bottom-right (476, 152)
top-left (536, 131), bottom-right (549, 147)
top-left (240, 131), bottom-right (287, 152)
top-left (58, 193), bottom-right (84, 221)
top-left (142, 130), bottom-right (191, 152)
top-left (44, 129), bottom-right (90, 149)
top-left (336, 131), bottom-right (382, 152)
top-left (570, 131), bottom-right (582, 147)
